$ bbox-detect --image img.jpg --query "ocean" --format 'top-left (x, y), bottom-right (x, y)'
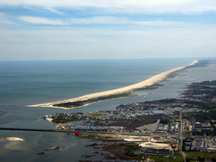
top-left (0, 58), bottom-right (216, 161)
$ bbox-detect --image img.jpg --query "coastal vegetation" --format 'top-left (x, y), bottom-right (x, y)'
top-left (83, 143), bottom-right (142, 160)
top-left (52, 84), bottom-right (161, 108)
top-left (185, 151), bottom-right (216, 161)
top-left (53, 92), bottom-right (132, 108)
top-left (51, 112), bottom-right (87, 123)
top-left (182, 80), bottom-right (216, 135)
top-left (101, 143), bottom-right (142, 160)
top-left (86, 143), bottom-right (184, 161)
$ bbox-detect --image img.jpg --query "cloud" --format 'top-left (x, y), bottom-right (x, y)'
top-left (0, 26), bottom-right (216, 60)
top-left (18, 16), bottom-right (189, 27)
top-left (45, 7), bottom-right (64, 15)
top-left (18, 16), bottom-right (65, 25)
top-left (69, 16), bottom-right (130, 25)
top-left (0, 0), bottom-right (216, 14)
top-left (0, 13), bottom-right (14, 24)
top-left (0, 19), bottom-right (14, 24)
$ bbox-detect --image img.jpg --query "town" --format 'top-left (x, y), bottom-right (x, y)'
top-left (44, 80), bottom-right (216, 161)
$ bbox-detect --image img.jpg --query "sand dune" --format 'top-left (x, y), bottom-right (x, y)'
top-left (29, 60), bottom-right (198, 109)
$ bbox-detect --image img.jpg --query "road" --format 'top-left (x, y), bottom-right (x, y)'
top-left (179, 107), bottom-right (186, 162)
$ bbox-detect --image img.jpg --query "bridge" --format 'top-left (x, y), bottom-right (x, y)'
top-left (0, 127), bottom-right (73, 133)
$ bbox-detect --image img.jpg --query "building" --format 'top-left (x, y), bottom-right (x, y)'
top-left (195, 122), bottom-right (202, 131)
top-left (152, 110), bottom-right (165, 115)
top-left (171, 144), bottom-right (177, 149)
top-left (202, 125), bottom-right (211, 132)
top-left (153, 135), bottom-right (161, 140)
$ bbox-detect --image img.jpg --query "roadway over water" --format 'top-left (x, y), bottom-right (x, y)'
top-left (0, 127), bottom-right (66, 132)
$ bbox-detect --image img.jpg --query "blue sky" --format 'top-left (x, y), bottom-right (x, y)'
top-left (0, 0), bottom-right (216, 60)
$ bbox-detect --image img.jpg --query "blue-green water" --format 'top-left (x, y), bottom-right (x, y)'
top-left (0, 58), bottom-right (195, 105)
top-left (0, 58), bottom-right (216, 161)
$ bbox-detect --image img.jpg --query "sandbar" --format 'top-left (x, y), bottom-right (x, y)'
top-left (29, 60), bottom-right (198, 109)
top-left (45, 117), bottom-right (53, 123)
top-left (0, 137), bottom-right (24, 141)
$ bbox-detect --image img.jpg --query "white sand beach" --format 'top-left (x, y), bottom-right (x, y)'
top-left (29, 60), bottom-right (198, 109)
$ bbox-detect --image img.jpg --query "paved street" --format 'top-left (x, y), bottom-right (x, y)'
top-left (180, 107), bottom-right (186, 162)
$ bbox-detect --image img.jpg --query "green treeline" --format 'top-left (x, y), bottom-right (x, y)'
top-left (192, 110), bottom-right (216, 123)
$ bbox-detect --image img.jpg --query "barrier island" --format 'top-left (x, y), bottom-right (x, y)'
top-left (29, 60), bottom-right (206, 109)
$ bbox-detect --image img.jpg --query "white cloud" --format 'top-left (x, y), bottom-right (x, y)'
top-left (45, 7), bottom-right (64, 15)
top-left (18, 16), bottom-right (189, 27)
top-left (0, 13), bottom-right (14, 24)
top-left (0, 26), bottom-right (216, 60)
top-left (0, 19), bottom-right (14, 24)
top-left (0, 0), bottom-right (216, 14)
top-left (18, 16), bottom-right (65, 25)
top-left (69, 16), bottom-right (130, 25)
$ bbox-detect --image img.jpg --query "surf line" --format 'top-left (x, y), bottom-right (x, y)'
top-left (29, 60), bottom-right (198, 109)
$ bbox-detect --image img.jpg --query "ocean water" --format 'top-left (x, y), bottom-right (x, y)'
top-left (0, 58), bottom-right (216, 161)
top-left (0, 58), bottom-right (195, 106)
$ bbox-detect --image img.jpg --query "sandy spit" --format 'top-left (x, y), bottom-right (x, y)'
top-left (29, 60), bottom-right (198, 109)
top-left (1, 137), bottom-right (24, 141)
top-left (45, 117), bottom-right (53, 122)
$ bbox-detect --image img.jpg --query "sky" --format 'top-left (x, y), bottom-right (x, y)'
top-left (0, 0), bottom-right (216, 61)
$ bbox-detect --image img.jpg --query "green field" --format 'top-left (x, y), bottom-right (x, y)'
top-left (184, 151), bottom-right (216, 161)
top-left (143, 154), bottom-right (183, 162)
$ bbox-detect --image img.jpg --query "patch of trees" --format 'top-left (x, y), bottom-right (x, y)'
top-left (192, 110), bottom-right (216, 123)
top-left (184, 80), bottom-right (216, 100)
top-left (53, 93), bottom-right (131, 108)
top-left (125, 144), bottom-right (139, 156)
top-left (158, 98), bottom-right (177, 103)
top-left (186, 156), bottom-right (205, 162)
top-left (160, 118), bottom-right (170, 124)
top-left (204, 103), bottom-right (216, 110)
top-left (212, 157), bottom-right (216, 162)
top-left (192, 80), bottom-right (216, 86)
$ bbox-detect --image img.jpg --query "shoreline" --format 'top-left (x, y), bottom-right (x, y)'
top-left (29, 60), bottom-right (198, 109)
